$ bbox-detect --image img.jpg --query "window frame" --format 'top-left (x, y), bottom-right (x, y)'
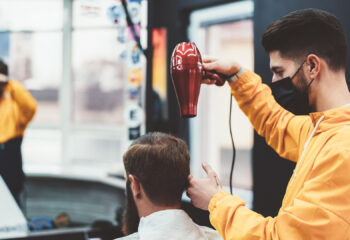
top-left (1, 0), bottom-right (130, 170)
top-left (188, 0), bottom-right (254, 208)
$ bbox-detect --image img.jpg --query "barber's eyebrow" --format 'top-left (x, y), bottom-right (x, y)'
top-left (270, 66), bottom-right (284, 73)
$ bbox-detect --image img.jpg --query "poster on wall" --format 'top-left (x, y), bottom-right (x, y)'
top-left (106, 0), bottom-right (147, 140)
top-left (125, 0), bottom-right (146, 140)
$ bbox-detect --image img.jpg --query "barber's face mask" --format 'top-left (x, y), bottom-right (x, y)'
top-left (270, 62), bottom-right (314, 115)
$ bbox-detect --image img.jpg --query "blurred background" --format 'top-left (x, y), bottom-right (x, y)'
top-left (1, 0), bottom-right (350, 239)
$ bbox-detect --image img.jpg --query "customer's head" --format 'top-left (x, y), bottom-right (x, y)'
top-left (122, 132), bottom-right (190, 235)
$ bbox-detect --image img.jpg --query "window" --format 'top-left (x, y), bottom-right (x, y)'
top-left (0, 0), bottom-right (146, 172)
top-left (72, 29), bottom-right (125, 124)
top-left (0, 0), bottom-right (63, 124)
top-left (0, 0), bottom-right (63, 31)
top-left (7, 32), bottom-right (62, 123)
top-left (189, 1), bottom-right (254, 208)
top-left (203, 20), bottom-right (254, 189)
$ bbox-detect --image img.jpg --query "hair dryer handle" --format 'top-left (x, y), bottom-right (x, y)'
top-left (203, 70), bottom-right (226, 86)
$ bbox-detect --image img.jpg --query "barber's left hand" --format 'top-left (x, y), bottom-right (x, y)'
top-left (187, 163), bottom-right (223, 210)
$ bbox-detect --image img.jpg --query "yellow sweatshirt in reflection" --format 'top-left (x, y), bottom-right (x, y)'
top-left (0, 80), bottom-right (37, 143)
top-left (209, 70), bottom-right (350, 239)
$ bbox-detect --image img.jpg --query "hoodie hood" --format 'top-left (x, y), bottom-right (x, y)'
top-left (309, 105), bottom-right (350, 134)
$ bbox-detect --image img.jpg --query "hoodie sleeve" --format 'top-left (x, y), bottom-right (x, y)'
top-left (6, 80), bottom-right (37, 134)
top-left (228, 69), bottom-right (312, 162)
top-left (208, 147), bottom-right (350, 240)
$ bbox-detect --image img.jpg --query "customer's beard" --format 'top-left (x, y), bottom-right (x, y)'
top-left (122, 182), bottom-right (140, 236)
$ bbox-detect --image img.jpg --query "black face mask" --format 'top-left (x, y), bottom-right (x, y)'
top-left (270, 62), bottom-right (314, 115)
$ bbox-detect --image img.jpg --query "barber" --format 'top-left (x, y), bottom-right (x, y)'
top-left (188, 9), bottom-right (350, 239)
top-left (0, 60), bottom-right (37, 204)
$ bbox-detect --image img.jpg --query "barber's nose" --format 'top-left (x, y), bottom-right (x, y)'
top-left (271, 75), bottom-right (278, 83)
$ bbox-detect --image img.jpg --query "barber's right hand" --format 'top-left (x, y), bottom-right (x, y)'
top-left (187, 163), bottom-right (223, 210)
top-left (202, 56), bottom-right (241, 85)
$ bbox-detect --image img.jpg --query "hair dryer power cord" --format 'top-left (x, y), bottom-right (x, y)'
top-left (229, 94), bottom-right (236, 194)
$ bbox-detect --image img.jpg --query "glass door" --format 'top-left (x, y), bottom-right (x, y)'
top-left (188, 0), bottom-right (254, 208)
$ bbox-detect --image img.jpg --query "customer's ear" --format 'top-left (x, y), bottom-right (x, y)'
top-left (128, 175), bottom-right (142, 200)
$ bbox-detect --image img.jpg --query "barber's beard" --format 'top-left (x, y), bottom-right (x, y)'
top-left (122, 182), bottom-right (140, 236)
top-left (293, 70), bottom-right (308, 93)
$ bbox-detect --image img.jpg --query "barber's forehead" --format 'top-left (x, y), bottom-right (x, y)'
top-left (269, 51), bottom-right (296, 67)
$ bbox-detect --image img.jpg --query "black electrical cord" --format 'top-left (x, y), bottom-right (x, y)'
top-left (21, 184), bottom-right (27, 218)
top-left (121, 0), bottom-right (147, 57)
top-left (229, 94), bottom-right (236, 194)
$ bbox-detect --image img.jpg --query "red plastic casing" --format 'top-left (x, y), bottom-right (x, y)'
top-left (170, 42), bottom-right (203, 118)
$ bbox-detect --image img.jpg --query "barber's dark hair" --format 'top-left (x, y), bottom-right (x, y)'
top-left (0, 60), bottom-right (8, 76)
top-left (123, 132), bottom-right (190, 206)
top-left (262, 8), bottom-right (347, 71)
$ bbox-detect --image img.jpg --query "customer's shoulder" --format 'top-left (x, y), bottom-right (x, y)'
top-left (199, 226), bottom-right (223, 240)
top-left (114, 232), bottom-right (139, 240)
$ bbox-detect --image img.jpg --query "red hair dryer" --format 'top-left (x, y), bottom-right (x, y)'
top-left (170, 42), bottom-right (225, 117)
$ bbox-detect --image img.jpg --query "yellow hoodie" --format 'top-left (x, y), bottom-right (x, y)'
top-left (0, 80), bottom-right (37, 143)
top-left (208, 70), bottom-right (350, 239)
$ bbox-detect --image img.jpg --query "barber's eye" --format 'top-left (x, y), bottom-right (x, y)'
top-left (276, 71), bottom-right (283, 76)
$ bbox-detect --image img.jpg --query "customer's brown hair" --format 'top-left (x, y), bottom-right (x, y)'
top-left (123, 132), bottom-right (190, 206)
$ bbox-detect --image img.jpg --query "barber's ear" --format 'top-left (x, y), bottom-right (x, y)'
top-left (306, 54), bottom-right (320, 78)
top-left (310, 61), bottom-right (315, 71)
top-left (128, 175), bottom-right (142, 200)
